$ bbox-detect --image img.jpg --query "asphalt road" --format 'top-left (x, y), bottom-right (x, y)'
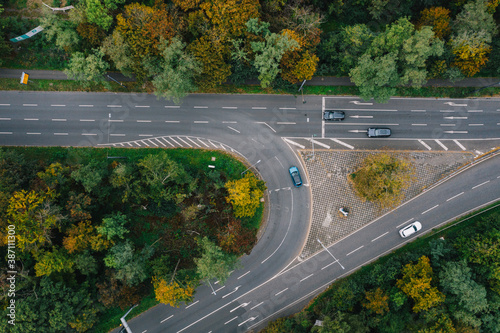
top-left (0, 91), bottom-right (499, 332)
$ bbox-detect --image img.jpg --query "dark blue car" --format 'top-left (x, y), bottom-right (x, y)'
top-left (289, 166), bottom-right (302, 187)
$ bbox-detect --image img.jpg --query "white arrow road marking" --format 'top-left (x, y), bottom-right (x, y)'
top-left (222, 286), bottom-right (241, 299)
top-left (444, 102), bottom-right (467, 106)
top-left (444, 116), bottom-right (467, 119)
top-left (230, 302), bottom-right (250, 313)
top-left (348, 130), bottom-right (367, 133)
top-left (238, 317), bottom-right (258, 327)
top-left (350, 101), bottom-right (373, 105)
top-left (444, 131), bottom-right (468, 134)
top-left (349, 115), bottom-right (373, 118)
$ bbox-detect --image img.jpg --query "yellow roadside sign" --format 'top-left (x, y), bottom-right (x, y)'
top-left (20, 72), bottom-right (29, 84)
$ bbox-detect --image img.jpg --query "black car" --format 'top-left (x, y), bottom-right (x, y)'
top-left (367, 128), bottom-right (391, 137)
top-left (323, 111), bottom-right (345, 121)
top-left (289, 166), bottom-right (302, 187)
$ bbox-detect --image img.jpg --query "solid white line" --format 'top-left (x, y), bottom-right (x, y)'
top-left (321, 262), bottom-right (336, 270)
top-left (107, 105), bottom-right (122, 107)
top-left (194, 106), bottom-right (208, 109)
top-left (275, 288), bottom-right (288, 296)
top-left (79, 105), bottom-right (93, 107)
top-left (252, 107), bottom-right (267, 109)
top-left (51, 104), bottom-right (66, 107)
top-left (371, 231), bottom-right (389, 242)
top-left (0, 104), bottom-right (11, 106)
top-left (27, 132), bottom-right (41, 135)
top-left (418, 139), bottom-right (432, 150)
top-left (224, 317), bottom-right (238, 325)
top-left (411, 124), bottom-right (427, 126)
top-left (137, 120), bottom-right (152, 123)
top-left (250, 302), bottom-right (264, 310)
top-left (346, 246), bottom-right (364, 256)
top-left (52, 119), bottom-right (66, 121)
top-left (222, 106), bottom-right (237, 109)
top-left (109, 119), bottom-right (123, 122)
top-left (80, 119), bottom-right (95, 122)
top-left (185, 300), bottom-right (199, 309)
top-left (452, 140), bottom-right (467, 150)
top-left (0, 132), bottom-right (13, 134)
top-left (468, 124), bottom-right (484, 126)
top-left (228, 126), bottom-right (240, 133)
top-left (472, 180), bottom-right (490, 189)
top-left (24, 118), bottom-right (39, 121)
top-left (277, 122), bottom-right (296, 125)
top-left (165, 106), bottom-right (180, 108)
top-left (0, 118), bottom-right (11, 120)
top-left (23, 104), bottom-right (37, 106)
top-left (194, 121), bottom-right (209, 123)
top-left (139, 134), bottom-right (153, 137)
top-left (300, 274), bottom-right (314, 282)
top-left (54, 133), bottom-right (68, 135)
top-left (110, 134), bottom-right (125, 136)
top-left (160, 315), bottom-right (173, 323)
top-left (237, 271), bottom-right (250, 280)
top-left (135, 105), bottom-right (150, 108)
top-left (165, 121), bottom-right (180, 123)
top-left (434, 139), bottom-right (448, 151)
top-left (446, 192), bottom-right (464, 202)
top-left (330, 138), bottom-right (354, 149)
top-left (422, 204), bottom-right (439, 215)
top-left (397, 218), bottom-right (414, 229)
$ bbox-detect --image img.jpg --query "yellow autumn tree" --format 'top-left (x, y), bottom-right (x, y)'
top-left (417, 7), bottom-right (451, 39)
top-left (362, 288), bottom-right (390, 315)
top-left (396, 256), bottom-right (445, 313)
top-left (63, 220), bottom-right (97, 254)
top-left (225, 173), bottom-right (266, 218)
top-left (280, 29), bottom-right (319, 83)
top-left (153, 277), bottom-right (196, 307)
top-left (451, 32), bottom-right (491, 77)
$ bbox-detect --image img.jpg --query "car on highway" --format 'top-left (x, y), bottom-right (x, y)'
top-left (367, 127), bottom-right (391, 137)
top-left (323, 110), bottom-right (345, 121)
top-left (289, 166), bottom-right (302, 187)
top-left (399, 221), bottom-right (422, 238)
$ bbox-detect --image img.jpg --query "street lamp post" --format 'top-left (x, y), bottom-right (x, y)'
top-left (119, 304), bottom-right (138, 333)
top-left (107, 113), bottom-right (111, 144)
top-left (241, 159), bottom-right (261, 176)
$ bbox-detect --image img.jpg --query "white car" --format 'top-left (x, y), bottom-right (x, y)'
top-left (399, 221), bottom-right (422, 238)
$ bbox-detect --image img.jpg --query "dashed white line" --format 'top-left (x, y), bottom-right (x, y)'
top-left (275, 288), bottom-right (288, 296)
top-left (411, 124), bottom-right (427, 126)
top-left (453, 140), bottom-right (467, 150)
top-left (24, 118), bottom-right (39, 121)
top-left (82, 133), bottom-right (97, 136)
top-left (0, 118), bottom-right (11, 120)
top-left (434, 140), bottom-right (448, 151)
top-left (165, 120), bottom-right (180, 123)
top-left (194, 106), bottom-right (208, 109)
top-left (252, 107), bottom-right (267, 109)
top-left (0, 132), bottom-right (13, 134)
top-left (185, 300), bottom-right (199, 309)
top-left (300, 274), bottom-right (314, 282)
top-left (110, 134), bottom-right (126, 136)
top-left (422, 204), bottom-right (439, 215)
top-left (346, 246), bottom-right (364, 256)
top-left (468, 124), bottom-right (484, 126)
top-left (321, 262), bottom-right (336, 270)
top-left (222, 106), bottom-right (237, 109)
top-left (23, 104), bottom-right (38, 106)
top-left (107, 105), bottom-right (122, 108)
top-left (228, 126), bottom-right (240, 133)
top-left (80, 119), bottom-right (95, 122)
top-left (237, 271), bottom-right (250, 280)
top-left (194, 121), bottom-right (209, 123)
top-left (54, 133), bottom-right (68, 135)
top-left (418, 139), bottom-right (432, 150)
top-left (371, 232), bottom-right (389, 242)
top-left (279, 107), bottom-right (296, 110)
top-left (165, 105), bottom-right (180, 108)
top-left (230, 303), bottom-right (250, 312)
top-left (27, 132), bottom-right (41, 135)
top-left (330, 138), bottom-right (354, 149)
top-left (214, 286), bottom-right (225, 293)
top-left (472, 180), bottom-right (490, 189)
top-left (224, 317), bottom-right (238, 325)
top-left (468, 110), bottom-right (483, 112)
top-left (51, 104), bottom-right (66, 107)
top-left (411, 110), bottom-right (426, 112)
top-left (397, 218), bottom-right (414, 228)
top-left (446, 192), bottom-right (464, 202)
top-left (137, 120), bottom-right (152, 123)
top-left (223, 121), bottom-right (237, 123)
top-left (79, 104), bottom-right (93, 107)
top-left (139, 134), bottom-right (153, 137)
top-left (135, 105), bottom-right (150, 108)
top-left (109, 119), bottom-right (123, 122)
top-left (250, 302), bottom-right (264, 310)
top-left (440, 124), bottom-right (455, 126)
top-left (440, 110), bottom-right (455, 113)
top-left (276, 122), bottom-right (296, 125)
top-left (444, 130), bottom-right (468, 134)
top-left (52, 119), bottom-right (66, 121)
top-left (0, 104), bottom-right (11, 106)
top-left (160, 315), bottom-right (173, 323)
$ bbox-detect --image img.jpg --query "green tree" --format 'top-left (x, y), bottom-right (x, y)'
top-left (40, 9), bottom-right (80, 51)
top-left (195, 236), bottom-right (240, 285)
top-left (349, 18), bottom-right (444, 102)
top-left (97, 212), bottom-right (130, 240)
top-left (85, 0), bottom-right (113, 30)
top-left (225, 172), bottom-right (266, 218)
top-left (311, 312), bottom-right (350, 333)
top-left (34, 247), bottom-right (74, 277)
top-left (74, 250), bottom-right (98, 275)
top-left (65, 48), bottom-right (110, 88)
top-left (71, 160), bottom-right (107, 194)
top-left (102, 30), bottom-right (134, 78)
top-left (362, 288), bottom-right (389, 315)
top-left (349, 153), bottom-right (415, 210)
top-left (147, 37), bottom-right (201, 104)
top-left (104, 240), bottom-right (154, 285)
top-left (454, 0), bottom-right (497, 39)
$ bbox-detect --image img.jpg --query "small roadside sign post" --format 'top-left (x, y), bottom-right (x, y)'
top-left (20, 72), bottom-right (29, 85)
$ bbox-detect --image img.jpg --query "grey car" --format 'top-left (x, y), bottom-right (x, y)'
top-left (367, 128), bottom-right (391, 137)
top-left (323, 111), bottom-right (345, 121)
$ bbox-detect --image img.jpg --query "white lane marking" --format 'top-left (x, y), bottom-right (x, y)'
top-left (349, 115), bottom-right (373, 119)
top-left (228, 126), bottom-right (240, 133)
top-left (54, 133), bottom-right (68, 135)
top-left (176, 137), bottom-right (192, 147)
top-left (52, 118), bottom-right (66, 121)
top-left (222, 286), bottom-right (241, 299)
top-left (0, 132), bottom-right (12, 134)
top-left (327, 108), bottom-right (397, 112)
top-left (135, 105), bottom-right (150, 108)
top-left (443, 116), bottom-right (467, 119)
top-left (434, 140), bottom-right (448, 150)
top-left (440, 124), bottom-right (456, 126)
top-left (194, 121), bottom-right (209, 123)
top-left (300, 274), bottom-right (314, 282)
top-left (277, 122), bottom-right (296, 125)
top-left (197, 138), bottom-right (210, 147)
top-left (147, 139), bottom-right (158, 147)
top-left (256, 122), bottom-right (276, 133)
top-left (411, 110), bottom-right (426, 112)
top-left (310, 138), bottom-right (330, 149)
top-left (82, 133), bottom-right (97, 136)
top-left (412, 124), bottom-right (427, 126)
top-left (349, 101), bottom-right (373, 105)
top-left (165, 105), bottom-right (180, 108)
top-left (444, 131), bottom-right (468, 134)
top-left (133, 142), bottom-right (141, 146)
top-left (224, 317), bottom-right (238, 325)
top-left (27, 132), bottom-right (41, 135)
top-left (346, 246), bottom-right (364, 256)
top-left (215, 285), bottom-right (226, 293)
top-left (468, 124), bottom-right (484, 126)
top-left (330, 138), bottom-right (354, 149)
top-left (186, 137), bottom-right (201, 147)
top-left (137, 120), bottom-right (152, 123)
top-left (51, 104), bottom-right (66, 107)
top-left (222, 106), bottom-right (237, 109)
top-left (230, 302), bottom-right (249, 312)
top-left (252, 107), bottom-right (267, 109)
top-left (79, 104), bottom-right (93, 107)
top-left (110, 119), bottom-right (123, 122)
top-left (24, 118), bottom-right (39, 121)
top-left (280, 107), bottom-right (296, 110)
top-left (238, 316), bottom-right (258, 327)
top-left (422, 204), bottom-right (439, 214)
top-left (80, 119), bottom-right (95, 122)
top-left (110, 134), bottom-right (126, 136)
top-left (275, 288), bottom-right (288, 296)
top-left (453, 140), bottom-right (467, 150)
top-left (371, 232), bottom-right (389, 242)
top-left (472, 180), bottom-right (490, 189)
top-left (447, 192), bottom-right (464, 202)
top-left (165, 120), bottom-right (180, 123)
top-left (107, 105), bottom-right (122, 108)
top-left (274, 156), bottom-right (284, 169)
top-left (321, 262), bottom-right (336, 270)
top-left (468, 110), bottom-right (483, 112)
top-left (223, 121), bottom-right (237, 123)
top-left (0, 104), bottom-right (11, 106)
top-left (185, 300), bottom-right (199, 309)
top-left (194, 106), bottom-right (208, 109)
top-left (141, 140), bottom-right (150, 147)
top-left (237, 271), bottom-right (250, 280)
top-left (440, 110), bottom-right (455, 113)
top-left (418, 139), bottom-right (432, 150)
top-left (139, 134), bottom-right (153, 137)
top-left (160, 315), bottom-right (173, 323)
top-left (160, 137), bottom-right (174, 147)
top-left (444, 102), bottom-right (467, 106)
top-left (283, 138), bottom-right (305, 149)
top-left (0, 118), bottom-right (11, 120)
top-left (169, 137), bottom-right (181, 146)
top-left (250, 302), bottom-right (264, 310)
top-left (397, 218), bottom-right (414, 228)
top-left (23, 104), bottom-right (38, 106)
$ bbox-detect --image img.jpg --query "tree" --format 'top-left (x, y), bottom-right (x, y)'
top-left (311, 312), bottom-right (350, 333)
top-left (85, 0), bottom-right (113, 30)
top-left (153, 277), bottom-right (196, 307)
top-left (63, 220), bottom-right (96, 253)
top-left (451, 31), bottom-right (492, 77)
top-left (36, 162), bottom-right (70, 190)
top-left (217, 219), bottom-right (256, 255)
top-left (362, 288), bottom-right (389, 315)
top-left (102, 30), bottom-right (134, 78)
top-left (225, 172), bottom-right (265, 218)
top-left (349, 18), bottom-right (444, 102)
top-left (64, 48), bottom-right (110, 88)
top-left (104, 240), bottom-right (155, 285)
top-left (396, 256), bottom-right (445, 313)
top-left (147, 37), bottom-right (201, 103)
top-left (109, 163), bottom-right (135, 202)
top-left (195, 236), bottom-right (240, 285)
top-left (349, 153), bottom-right (415, 210)
top-left (417, 7), bottom-right (452, 39)
top-left (34, 247), bottom-right (74, 277)
top-left (454, 0), bottom-right (498, 38)
top-left (40, 9), bottom-right (80, 51)
top-left (71, 160), bottom-right (107, 194)
top-left (97, 212), bottom-right (130, 240)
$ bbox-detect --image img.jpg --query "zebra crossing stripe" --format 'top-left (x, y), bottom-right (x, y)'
top-left (186, 137), bottom-right (201, 147)
top-left (453, 140), bottom-right (467, 151)
top-left (168, 137), bottom-right (181, 146)
top-left (418, 139), bottom-right (432, 150)
top-left (197, 138), bottom-right (210, 147)
top-left (160, 137), bottom-right (174, 147)
top-left (176, 137), bottom-right (192, 147)
top-left (434, 140), bottom-right (448, 151)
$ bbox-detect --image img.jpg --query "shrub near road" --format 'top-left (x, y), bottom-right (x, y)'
top-left (0, 147), bottom-right (265, 332)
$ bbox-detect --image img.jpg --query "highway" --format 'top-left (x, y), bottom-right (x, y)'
top-left (0, 91), bottom-right (499, 332)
